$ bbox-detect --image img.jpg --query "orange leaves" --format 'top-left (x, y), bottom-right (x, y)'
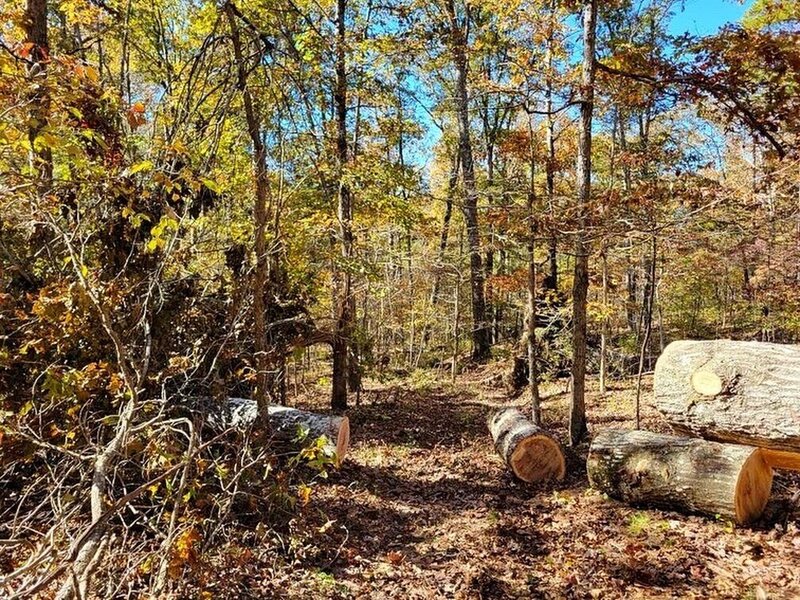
top-left (17, 42), bottom-right (36, 60)
top-left (169, 527), bottom-right (203, 576)
top-left (126, 102), bottom-right (147, 130)
top-left (386, 550), bottom-right (405, 565)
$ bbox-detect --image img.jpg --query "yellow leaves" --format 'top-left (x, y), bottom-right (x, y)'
top-left (170, 527), bottom-right (202, 576)
top-left (170, 139), bottom-right (189, 155)
top-left (298, 483), bottom-right (313, 506)
top-left (168, 355), bottom-right (192, 370)
top-left (107, 372), bottom-right (125, 396)
top-left (146, 215), bottom-right (180, 253)
top-left (128, 159), bottom-right (154, 174)
top-left (18, 400), bottom-right (34, 417)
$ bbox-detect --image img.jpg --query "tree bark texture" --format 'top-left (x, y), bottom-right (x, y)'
top-left (569, 0), bottom-right (597, 447)
top-left (445, 0), bottom-right (491, 361)
top-left (332, 0), bottom-right (354, 410)
top-left (588, 429), bottom-right (773, 525)
top-left (654, 340), bottom-right (800, 464)
top-left (226, 4), bottom-right (273, 429)
top-left (25, 0), bottom-right (53, 184)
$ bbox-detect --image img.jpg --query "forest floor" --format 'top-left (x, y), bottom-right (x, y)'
top-left (210, 363), bottom-right (800, 599)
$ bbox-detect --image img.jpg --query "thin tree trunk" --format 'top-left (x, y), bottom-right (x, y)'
top-left (25, 0), bottom-right (53, 185)
top-left (600, 250), bottom-right (609, 395)
top-left (452, 273), bottom-right (460, 383)
top-left (635, 233), bottom-right (657, 429)
top-left (331, 0), bottom-right (353, 410)
top-left (444, 0), bottom-right (491, 361)
top-left (431, 153), bottom-right (459, 305)
top-left (226, 3), bottom-right (272, 429)
top-left (569, 0), bottom-right (597, 447)
top-left (543, 0), bottom-right (558, 294)
top-left (526, 115), bottom-right (541, 425)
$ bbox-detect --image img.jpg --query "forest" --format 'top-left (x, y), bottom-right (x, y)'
top-left (1, 0), bottom-right (799, 597)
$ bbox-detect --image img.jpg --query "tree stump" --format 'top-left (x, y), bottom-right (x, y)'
top-left (587, 429), bottom-right (773, 524)
top-left (488, 408), bottom-right (565, 483)
top-left (654, 339), bottom-right (800, 469)
top-left (227, 399), bottom-right (350, 465)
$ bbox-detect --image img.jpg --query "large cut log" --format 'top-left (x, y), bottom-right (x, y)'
top-left (227, 399), bottom-right (350, 465)
top-left (488, 408), bottom-right (565, 483)
top-left (587, 429), bottom-right (773, 524)
top-left (654, 340), bottom-right (800, 469)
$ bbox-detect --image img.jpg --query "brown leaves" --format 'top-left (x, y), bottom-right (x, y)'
top-left (126, 102), bottom-right (147, 130)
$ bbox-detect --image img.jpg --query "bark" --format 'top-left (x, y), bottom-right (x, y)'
top-left (444, 0), bottom-right (491, 361)
top-left (431, 153), bottom-right (459, 305)
top-left (599, 250), bottom-right (609, 394)
top-left (227, 399), bottom-right (350, 464)
top-left (542, 0), bottom-right (558, 295)
top-left (569, 0), bottom-right (597, 447)
top-left (488, 408), bottom-right (565, 483)
top-left (526, 115), bottom-right (540, 423)
top-left (25, 0), bottom-right (53, 184)
top-left (588, 429), bottom-right (773, 525)
top-left (331, 0), bottom-right (353, 410)
top-left (226, 4), bottom-right (272, 429)
top-left (634, 234), bottom-right (657, 427)
top-left (654, 340), bottom-right (800, 456)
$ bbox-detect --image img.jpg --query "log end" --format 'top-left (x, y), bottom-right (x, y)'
top-left (761, 448), bottom-right (800, 472)
top-left (690, 369), bottom-right (724, 396)
top-left (734, 449), bottom-right (773, 524)
top-left (509, 434), bottom-right (566, 483)
top-left (335, 416), bottom-right (350, 466)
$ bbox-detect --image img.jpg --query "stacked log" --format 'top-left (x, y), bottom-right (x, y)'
top-left (227, 399), bottom-right (350, 465)
top-left (653, 340), bottom-right (800, 471)
top-left (585, 339), bottom-right (800, 523)
top-left (488, 408), bottom-right (565, 483)
top-left (587, 429), bottom-right (773, 525)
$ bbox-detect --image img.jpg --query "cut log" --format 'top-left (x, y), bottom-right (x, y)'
top-left (653, 340), bottom-right (800, 461)
top-left (227, 399), bottom-right (350, 465)
top-left (587, 429), bottom-right (773, 524)
top-left (488, 408), bottom-right (565, 483)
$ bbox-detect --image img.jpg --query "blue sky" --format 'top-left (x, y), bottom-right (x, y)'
top-left (669, 0), bottom-right (754, 35)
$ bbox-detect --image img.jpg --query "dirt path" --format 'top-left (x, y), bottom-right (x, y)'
top-left (247, 371), bottom-right (800, 599)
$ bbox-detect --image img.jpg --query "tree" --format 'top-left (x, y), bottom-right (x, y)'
top-left (331, 0), bottom-right (354, 410)
top-left (224, 2), bottom-right (273, 429)
top-left (569, 0), bottom-right (597, 447)
top-left (442, 0), bottom-right (492, 361)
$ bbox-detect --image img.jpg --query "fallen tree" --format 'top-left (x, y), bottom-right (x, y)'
top-left (654, 339), bottom-right (800, 470)
top-left (226, 399), bottom-right (350, 465)
top-left (488, 408), bottom-right (565, 483)
top-left (587, 429), bottom-right (773, 524)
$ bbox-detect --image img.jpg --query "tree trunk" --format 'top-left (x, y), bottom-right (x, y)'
top-left (599, 250), bottom-right (609, 394)
top-left (654, 340), bottom-right (800, 464)
top-left (488, 408), bottom-right (565, 483)
top-left (569, 0), bottom-right (597, 447)
top-left (587, 429), bottom-right (773, 525)
top-left (227, 400), bottom-right (350, 465)
top-left (226, 4), bottom-right (272, 430)
top-left (526, 114), bottom-right (541, 423)
top-left (331, 0), bottom-right (353, 410)
top-left (431, 153), bottom-right (459, 305)
top-left (543, 0), bottom-right (558, 295)
top-left (25, 0), bottom-right (53, 185)
top-left (634, 234), bottom-right (657, 428)
top-left (445, 0), bottom-right (491, 361)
